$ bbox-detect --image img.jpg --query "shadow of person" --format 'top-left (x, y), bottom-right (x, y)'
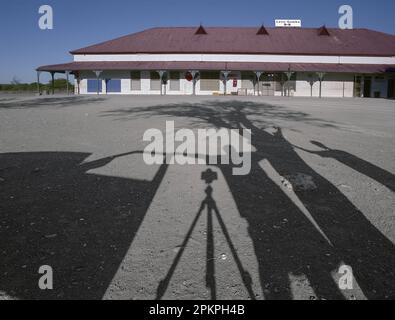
top-left (102, 99), bottom-right (395, 299)
top-left (218, 145), bottom-right (344, 300)
top-left (0, 151), bottom-right (168, 300)
top-left (254, 124), bottom-right (395, 300)
top-left (106, 101), bottom-right (348, 299)
top-left (215, 102), bottom-right (395, 300)
top-left (294, 141), bottom-right (395, 193)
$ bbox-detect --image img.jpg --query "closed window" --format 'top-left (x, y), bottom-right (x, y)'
top-left (131, 71), bottom-right (141, 91)
top-left (106, 79), bottom-right (121, 93)
top-left (170, 71), bottom-right (180, 91)
top-left (87, 79), bottom-right (102, 93)
top-left (150, 72), bottom-right (160, 91)
top-left (241, 72), bottom-right (254, 90)
top-left (200, 71), bottom-right (220, 91)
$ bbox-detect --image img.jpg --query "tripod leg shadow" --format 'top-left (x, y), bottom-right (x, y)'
top-left (156, 173), bottom-right (256, 300)
top-left (156, 199), bottom-right (206, 300)
top-left (208, 196), bottom-right (256, 300)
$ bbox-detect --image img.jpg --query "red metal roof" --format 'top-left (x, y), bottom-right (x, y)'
top-left (37, 61), bottom-right (395, 74)
top-left (69, 27), bottom-right (395, 56)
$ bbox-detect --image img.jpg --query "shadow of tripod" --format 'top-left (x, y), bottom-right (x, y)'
top-left (156, 169), bottom-right (256, 300)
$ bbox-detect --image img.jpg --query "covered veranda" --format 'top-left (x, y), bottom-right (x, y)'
top-left (36, 61), bottom-right (395, 97)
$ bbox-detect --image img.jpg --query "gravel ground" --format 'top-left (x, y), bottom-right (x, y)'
top-left (0, 94), bottom-right (394, 300)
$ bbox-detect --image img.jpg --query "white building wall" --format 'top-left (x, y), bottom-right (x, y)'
top-left (77, 72), bottom-right (244, 95)
top-left (73, 52), bottom-right (393, 97)
top-left (76, 70), bottom-right (391, 98)
top-left (166, 72), bottom-right (193, 95)
top-left (74, 53), bottom-right (395, 65)
top-left (181, 76), bottom-right (194, 95)
top-left (78, 71), bottom-right (104, 95)
top-left (294, 73), bottom-right (355, 98)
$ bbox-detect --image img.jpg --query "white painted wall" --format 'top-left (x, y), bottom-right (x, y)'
top-left (76, 70), bottom-right (392, 98)
top-left (77, 70), bottom-right (243, 95)
top-left (74, 53), bottom-right (395, 65)
top-left (73, 51), bottom-right (394, 97)
top-left (295, 73), bottom-right (354, 98)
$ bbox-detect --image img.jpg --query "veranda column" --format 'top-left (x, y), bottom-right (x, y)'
top-left (285, 71), bottom-right (294, 97)
top-left (190, 70), bottom-right (199, 95)
top-left (221, 71), bottom-right (231, 95)
top-left (307, 74), bottom-right (314, 97)
top-left (66, 71), bottom-right (70, 95)
top-left (36, 71), bottom-right (41, 95)
top-left (157, 70), bottom-right (167, 96)
top-left (254, 71), bottom-right (263, 96)
top-left (93, 70), bottom-right (102, 95)
top-left (360, 76), bottom-right (365, 98)
top-left (317, 72), bottom-right (326, 98)
top-left (280, 73), bottom-right (285, 96)
top-left (74, 71), bottom-right (80, 95)
top-left (50, 72), bottom-right (55, 95)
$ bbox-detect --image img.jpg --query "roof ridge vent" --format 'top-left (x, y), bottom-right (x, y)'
top-left (318, 25), bottom-right (330, 36)
top-left (195, 25), bottom-right (208, 35)
top-left (257, 24), bottom-right (269, 35)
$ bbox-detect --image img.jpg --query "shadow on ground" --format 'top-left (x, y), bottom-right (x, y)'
top-left (104, 100), bottom-right (395, 300)
top-left (1, 100), bottom-right (394, 300)
top-left (0, 96), bottom-right (105, 109)
top-left (0, 151), bottom-right (167, 299)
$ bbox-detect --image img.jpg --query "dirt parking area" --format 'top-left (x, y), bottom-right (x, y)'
top-left (0, 94), bottom-right (394, 300)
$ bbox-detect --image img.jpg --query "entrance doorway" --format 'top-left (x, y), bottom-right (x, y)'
top-left (259, 74), bottom-right (275, 96)
top-left (363, 77), bottom-right (372, 98)
top-left (388, 79), bottom-right (395, 99)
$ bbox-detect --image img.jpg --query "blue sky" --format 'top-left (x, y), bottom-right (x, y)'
top-left (1, 0), bottom-right (395, 83)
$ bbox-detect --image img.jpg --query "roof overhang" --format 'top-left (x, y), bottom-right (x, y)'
top-left (36, 61), bottom-right (395, 74)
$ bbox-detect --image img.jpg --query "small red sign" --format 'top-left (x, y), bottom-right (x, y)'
top-left (185, 72), bottom-right (193, 82)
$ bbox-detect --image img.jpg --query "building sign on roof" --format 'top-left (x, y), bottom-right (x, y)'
top-left (275, 19), bottom-right (302, 28)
